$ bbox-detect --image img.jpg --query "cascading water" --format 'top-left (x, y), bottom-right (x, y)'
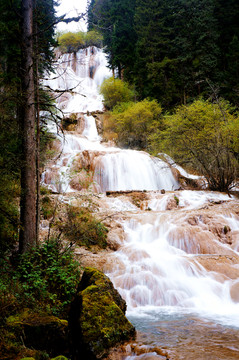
top-left (43, 46), bottom-right (239, 359)
top-left (42, 46), bottom-right (179, 193)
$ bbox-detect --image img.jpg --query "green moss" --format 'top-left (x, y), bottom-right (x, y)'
top-left (70, 267), bottom-right (135, 359)
top-left (174, 195), bottom-right (179, 206)
top-left (80, 286), bottom-right (134, 353)
top-left (6, 310), bottom-right (68, 358)
top-left (51, 356), bottom-right (68, 360)
top-left (20, 358), bottom-right (36, 360)
top-left (7, 310), bottom-right (68, 328)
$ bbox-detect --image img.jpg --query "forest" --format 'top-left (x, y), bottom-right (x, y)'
top-left (0, 0), bottom-right (239, 359)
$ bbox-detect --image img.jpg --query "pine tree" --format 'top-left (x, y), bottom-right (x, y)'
top-left (87, 0), bottom-right (136, 79)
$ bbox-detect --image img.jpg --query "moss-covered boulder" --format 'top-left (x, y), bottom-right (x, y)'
top-left (69, 267), bottom-right (135, 359)
top-left (6, 310), bottom-right (69, 357)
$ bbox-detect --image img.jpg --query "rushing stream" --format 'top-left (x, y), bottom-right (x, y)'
top-left (43, 47), bottom-right (239, 359)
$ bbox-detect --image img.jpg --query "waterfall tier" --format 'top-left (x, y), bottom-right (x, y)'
top-left (42, 46), bottom-right (239, 359)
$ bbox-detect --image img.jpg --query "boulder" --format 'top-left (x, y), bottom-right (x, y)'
top-left (69, 267), bottom-right (135, 359)
top-left (7, 310), bottom-right (69, 357)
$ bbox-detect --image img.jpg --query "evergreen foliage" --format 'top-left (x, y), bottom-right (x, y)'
top-left (87, 0), bottom-right (136, 78)
top-left (0, 0), bottom-right (58, 255)
top-left (88, 0), bottom-right (239, 106)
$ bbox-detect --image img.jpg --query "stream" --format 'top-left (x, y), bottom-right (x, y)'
top-left (43, 46), bottom-right (239, 359)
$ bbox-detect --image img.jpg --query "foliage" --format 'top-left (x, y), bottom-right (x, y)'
top-left (58, 32), bottom-right (85, 53)
top-left (0, 239), bottom-right (80, 318)
top-left (58, 30), bottom-right (103, 53)
top-left (109, 99), bottom-right (163, 149)
top-left (0, 0), bottom-right (58, 254)
top-left (60, 206), bottom-right (108, 249)
top-left (41, 196), bottom-right (55, 220)
top-left (0, 107), bottom-right (20, 257)
top-left (88, 0), bottom-right (239, 107)
top-left (154, 99), bottom-right (239, 191)
top-left (100, 77), bottom-right (135, 110)
top-left (84, 30), bottom-right (103, 47)
top-left (88, 0), bottom-right (136, 78)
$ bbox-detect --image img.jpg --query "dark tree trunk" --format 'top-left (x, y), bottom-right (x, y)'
top-left (19, 0), bottom-right (36, 253)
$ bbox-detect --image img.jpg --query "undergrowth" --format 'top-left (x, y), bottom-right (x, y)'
top-left (59, 206), bottom-right (108, 249)
top-left (0, 239), bottom-right (80, 319)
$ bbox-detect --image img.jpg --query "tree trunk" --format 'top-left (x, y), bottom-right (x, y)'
top-left (19, 0), bottom-right (36, 253)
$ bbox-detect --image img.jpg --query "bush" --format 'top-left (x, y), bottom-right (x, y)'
top-left (60, 206), bottom-right (108, 249)
top-left (58, 32), bottom-right (85, 53)
top-left (41, 196), bottom-right (55, 220)
top-left (156, 99), bottom-right (239, 191)
top-left (0, 239), bottom-right (80, 318)
top-left (110, 99), bottom-right (163, 149)
top-left (58, 30), bottom-right (103, 53)
top-left (100, 77), bottom-right (135, 110)
top-left (84, 30), bottom-right (103, 48)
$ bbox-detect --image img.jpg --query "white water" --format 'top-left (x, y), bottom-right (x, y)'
top-left (109, 211), bottom-right (239, 325)
top-left (42, 47), bottom-right (179, 193)
top-left (45, 47), bottom-right (111, 113)
top-left (43, 46), bottom-right (239, 357)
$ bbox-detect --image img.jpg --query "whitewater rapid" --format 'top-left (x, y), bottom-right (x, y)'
top-left (42, 47), bottom-right (179, 193)
top-left (43, 46), bottom-right (239, 359)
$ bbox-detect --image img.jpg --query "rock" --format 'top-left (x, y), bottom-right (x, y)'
top-left (7, 310), bottom-right (69, 357)
top-left (69, 267), bottom-right (135, 359)
top-left (166, 195), bottom-right (178, 210)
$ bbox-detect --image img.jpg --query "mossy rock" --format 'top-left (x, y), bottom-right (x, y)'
top-left (69, 267), bottom-right (135, 359)
top-left (7, 310), bottom-right (69, 357)
top-left (20, 358), bottom-right (35, 360)
top-left (51, 356), bottom-right (69, 360)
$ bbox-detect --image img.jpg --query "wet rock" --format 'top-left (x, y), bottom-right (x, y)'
top-left (230, 280), bottom-right (239, 302)
top-left (178, 174), bottom-right (203, 190)
top-left (166, 195), bottom-right (178, 210)
top-left (6, 310), bottom-right (69, 357)
top-left (69, 267), bottom-right (135, 359)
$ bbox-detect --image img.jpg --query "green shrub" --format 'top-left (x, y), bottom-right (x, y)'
top-left (16, 239), bottom-right (80, 315)
top-left (156, 99), bottom-right (239, 191)
top-left (60, 206), bottom-right (108, 249)
top-left (84, 30), bottom-right (103, 47)
top-left (108, 99), bottom-right (163, 149)
top-left (0, 239), bottom-right (80, 318)
top-left (100, 77), bottom-right (135, 110)
top-left (58, 32), bottom-right (85, 53)
top-left (58, 30), bottom-right (103, 53)
top-left (41, 196), bottom-right (55, 220)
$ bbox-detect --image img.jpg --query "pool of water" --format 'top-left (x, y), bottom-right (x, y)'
top-left (126, 310), bottom-right (239, 359)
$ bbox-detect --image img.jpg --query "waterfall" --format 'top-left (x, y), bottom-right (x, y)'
top-left (43, 46), bottom-right (239, 358)
top-left (110, 210), bottom-right (239, 321)
top-left (42, 47), bottom-right (179, 193)
top-left (93, 150), bottom-right (178, 192)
